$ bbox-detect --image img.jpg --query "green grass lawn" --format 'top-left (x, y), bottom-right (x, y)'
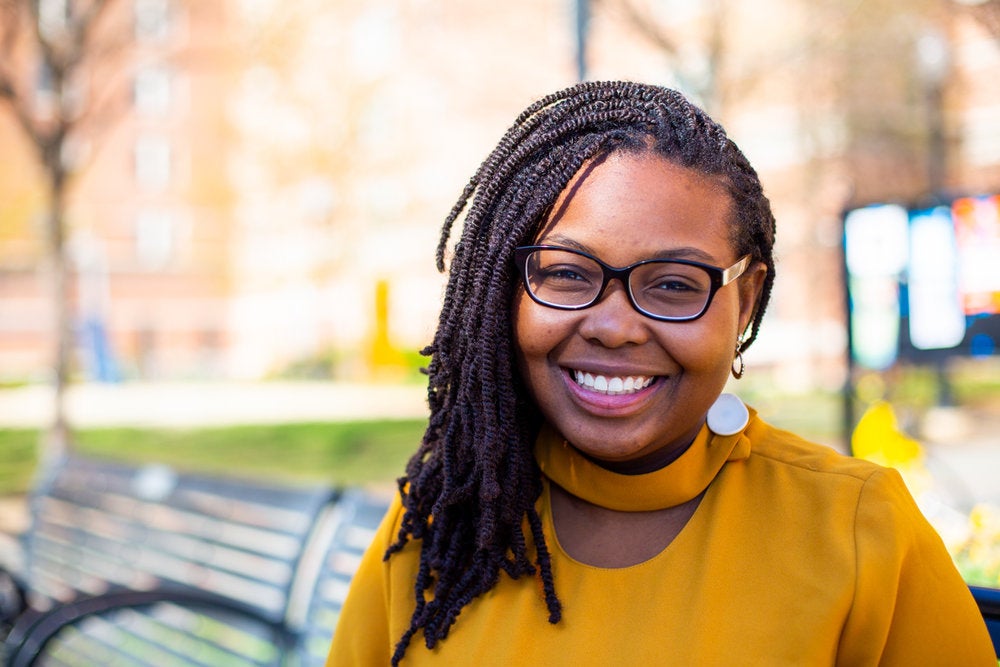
top-left (0, 418), bottom-right (428, 496)
top-left (0, 430), bottom-right (38, 496)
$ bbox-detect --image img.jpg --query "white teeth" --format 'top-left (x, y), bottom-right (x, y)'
top-left (572, 370), bottom-right (655, 395)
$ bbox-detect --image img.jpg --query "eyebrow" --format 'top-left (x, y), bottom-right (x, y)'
top-left (537, 234), bottom-right (721, 264)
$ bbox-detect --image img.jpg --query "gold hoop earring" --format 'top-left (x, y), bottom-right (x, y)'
top-left (731, 345), bottom-right (745, 380)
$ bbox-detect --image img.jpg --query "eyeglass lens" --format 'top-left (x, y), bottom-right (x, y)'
top-left (522, 248), bottom-right (715, 319)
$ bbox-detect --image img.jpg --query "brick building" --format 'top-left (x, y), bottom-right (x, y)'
top-left (0, 0), bottom-right (997, 385)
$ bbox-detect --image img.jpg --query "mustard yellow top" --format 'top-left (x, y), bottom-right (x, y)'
top-left (327, 411), bottom-right (996, 665)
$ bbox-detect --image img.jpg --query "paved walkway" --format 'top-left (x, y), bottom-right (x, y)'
top-left (0, 381), bottom-right (429, 429)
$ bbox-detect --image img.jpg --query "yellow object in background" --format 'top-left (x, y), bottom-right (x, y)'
top-left (371, 279), bottom-right (395, 366)
top-left (852, 400), bottom-right (925, 468)
top-left (368, 278), bottom-right (407, 379)
top-left (852, 401), bottom-right (933, 499)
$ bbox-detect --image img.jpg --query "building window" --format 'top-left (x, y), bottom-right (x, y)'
top-left (134, 135), bottom-right (171, 190)
top-left (135, 209), bottom-right (174, 269)
top-left (134, 64), bottom-right (172, 116)
top-left (134, 0), bottom-right (171, 41)
top-left (963, 105), bottom-right (1000, 167)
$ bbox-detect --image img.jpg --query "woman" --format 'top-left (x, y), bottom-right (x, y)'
top-left (327, 81), bottom-right (994, 665)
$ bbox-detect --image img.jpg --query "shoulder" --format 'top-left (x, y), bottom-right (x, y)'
top-left (743, 413), bottom-right (886, 484)
top-left (726, 414), bottom-right (954, 577)
top-left (735, 413), bottom-right (924, 523)
top-left (371, 491), bottom-right (410, 554)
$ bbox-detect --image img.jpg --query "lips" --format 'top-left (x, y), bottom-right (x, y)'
top-left (571, 369), bottom-right (656, 395)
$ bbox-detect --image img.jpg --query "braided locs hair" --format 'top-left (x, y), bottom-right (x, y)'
top-left (387, 81), bottom-right (776, 664)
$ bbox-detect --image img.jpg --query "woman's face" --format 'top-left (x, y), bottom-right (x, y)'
top-left (513, 151), bottom-right (766, 474)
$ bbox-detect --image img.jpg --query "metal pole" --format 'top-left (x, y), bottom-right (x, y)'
top-left (917, 30), bottom-right (955, 407)
top-left (575, 0), bottom-right (589, 82)
top-left (841, 217), bottom-right (857, 453)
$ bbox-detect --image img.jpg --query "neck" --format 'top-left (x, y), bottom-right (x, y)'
top-left (534, 416), bottom-right (754, 512)
top-left (580, 432), bottom-right (697, 475)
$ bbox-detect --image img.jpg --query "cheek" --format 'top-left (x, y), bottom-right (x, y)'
top-left (513, 290), bottom-right (558, 359)
top-left (666, 300), bottom-right (741, 374)
top-left (511, 290), bottom-right (533, 358)
top-left (512, 293), bottom-right (549, 403)
top-left (665, 329), bottom-right (732, 374)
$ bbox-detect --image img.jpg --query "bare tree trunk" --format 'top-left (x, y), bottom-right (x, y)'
top-left (37, 63), bottom-right (74, 460)
top-left (44, 158), bottom-right (72, 463)
top-left (1, 0), bottom-right (126, 464)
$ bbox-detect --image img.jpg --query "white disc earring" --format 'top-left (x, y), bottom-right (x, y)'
top-left (707, 393), bottom-right (749, 436)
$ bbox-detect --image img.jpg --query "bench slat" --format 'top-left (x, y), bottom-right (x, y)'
top-left (33, 602), bottom-right (283, 666)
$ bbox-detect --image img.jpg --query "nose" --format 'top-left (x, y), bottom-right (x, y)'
top-left (577, 279), bottom-right (651, 348)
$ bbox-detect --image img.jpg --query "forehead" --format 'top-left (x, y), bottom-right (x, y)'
top-left (536, 152), bottom-right (736, 265)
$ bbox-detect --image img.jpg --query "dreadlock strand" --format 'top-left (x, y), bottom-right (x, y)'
top-left (527, 506), bottom-right (562, 623)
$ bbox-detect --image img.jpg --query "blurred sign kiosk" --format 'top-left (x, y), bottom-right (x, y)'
top-left (843, 195), bottom-right (1000, 445)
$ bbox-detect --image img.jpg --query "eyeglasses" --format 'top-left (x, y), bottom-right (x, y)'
top-left (514, 245), bottom-right (751, 322)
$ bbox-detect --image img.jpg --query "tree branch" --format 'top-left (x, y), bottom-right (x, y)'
top-left (68, 61), bottom-right (128, 135)
top-left (964, 0), bottom-right (1000, 42)
top-left (67, 0), bottom-right (116, 65)
top-left (0, 0), bottom-right (21, 55)
top-left (607, 0), bottom-right (680, 57)
top-left (0, 67), bottom-right (48, 158)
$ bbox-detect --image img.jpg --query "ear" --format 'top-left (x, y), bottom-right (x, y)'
top-left (737, 262), bottom-right (768, 338)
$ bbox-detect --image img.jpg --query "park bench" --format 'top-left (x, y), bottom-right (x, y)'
top-left (0, 454), bottom-right (390, 666)
top-left (973, 584), bottom-right (1000, 658)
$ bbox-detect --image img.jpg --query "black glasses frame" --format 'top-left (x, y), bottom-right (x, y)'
top-left (514, 245), bottom-right (752, 322)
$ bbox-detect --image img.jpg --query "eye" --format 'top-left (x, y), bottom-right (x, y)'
top-left (651, 277), bottom-right (699, 292)
top-left (539, 263), bottom-right (592, 283)
top-left (533, 263), bottom-right (601, 298)
top-left (641, 266), bottom-right (708, 293)
top-left (634, 263), bottom-right (711, 307)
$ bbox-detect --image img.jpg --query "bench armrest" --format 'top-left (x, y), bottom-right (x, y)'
top-left (971, 585), bottom-right (1000, 658)
top-left (4, 589), bottom-right (296, 667)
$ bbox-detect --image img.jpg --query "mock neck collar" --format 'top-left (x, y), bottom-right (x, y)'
top-left (534, 410), bottom-right (755, 512)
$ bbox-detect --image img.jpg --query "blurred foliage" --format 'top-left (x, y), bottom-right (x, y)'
top-left (266, 347), bottom-right (429, 384)
top-left (956, 503), bottom-right (1000, 588)
top-left (952, 360), bottom-right (1000, 406)
top-left (939, 507), bottom-right (1000, 590)
top-left (265, 349), bottom-right (343, 381)
top-left (0, 430), bottom-right (39, 495)
top-left (738, 385), bottom-right (845, 450)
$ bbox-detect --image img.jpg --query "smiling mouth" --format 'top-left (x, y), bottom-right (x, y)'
top-left (570, 369), bottom-right (657, 395)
